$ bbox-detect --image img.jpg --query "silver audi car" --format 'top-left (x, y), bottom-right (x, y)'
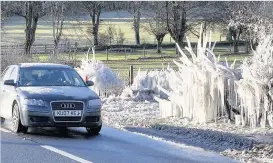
top-left (0, 63), bottom-right (102, 135)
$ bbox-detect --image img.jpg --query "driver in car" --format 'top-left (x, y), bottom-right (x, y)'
top-left (20, 70), bottom-right (37, 86)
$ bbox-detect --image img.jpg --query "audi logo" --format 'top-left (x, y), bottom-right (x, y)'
top-left (61, 103), bottom-right (75, 109)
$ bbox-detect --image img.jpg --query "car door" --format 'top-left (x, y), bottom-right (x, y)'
top-left (0, 66), bottom-right (17, 119)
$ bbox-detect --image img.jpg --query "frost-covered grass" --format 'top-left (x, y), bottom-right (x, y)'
top-left (101, 97), bottom-right (273, 163)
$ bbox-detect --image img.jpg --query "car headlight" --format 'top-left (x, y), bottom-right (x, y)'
top-left (24, 99), bottom-right (45, 106)
top-left (88, 99), bottom-right (102, 108)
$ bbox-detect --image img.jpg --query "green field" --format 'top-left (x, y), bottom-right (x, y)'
top-left (1, 16), bottom-right (226, 46)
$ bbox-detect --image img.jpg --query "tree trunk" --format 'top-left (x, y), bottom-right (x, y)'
top-left (133, 4), bottom-right (141, 45)
top-left (93, 24), bottom-right (99, 46)
top-left (52, 3), bottom-right (64, 57)
top-left (245, 41), bottom-right (250, 53)
top-left (53, 43), bottom-right (58, 56)
top-left (232, 32), bottom-right (239, 53)
top-left (91, 9), bottom-right (100, 46)
top-left (233, 39), bottom-right (239, 53)
top-left (166, 2), bottom-right (186, 56)
top-left (24, 2), bottom-right (39, 56)
top-left (227, 29), bottom-right (233, 42)
top-left (156, 35), bottom-right (164, 54)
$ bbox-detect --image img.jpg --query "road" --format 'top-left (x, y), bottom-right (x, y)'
top-left (1, 120), bottom-right (238, 163)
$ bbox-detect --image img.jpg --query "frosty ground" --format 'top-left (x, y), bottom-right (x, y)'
top-left (101, 96), bottom-right (273, 163)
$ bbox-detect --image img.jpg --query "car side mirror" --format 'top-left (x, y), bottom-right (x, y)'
top-left (86, 80), bottom-right (94, 86)
top-left (4, 79), bottom-right (16, 86)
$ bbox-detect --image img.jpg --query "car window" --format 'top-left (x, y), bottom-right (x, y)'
top-left (1, 66), bottom-right (14, 81)
top-left (18, 67), bottom-right (86, 87)
top-left (9, 66), bottom-right (18, 82)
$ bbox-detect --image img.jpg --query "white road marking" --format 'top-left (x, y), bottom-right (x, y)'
top-left (0, 127), bottom-right (11, 133)
top-left (41, 145), bottom-right (93, 163)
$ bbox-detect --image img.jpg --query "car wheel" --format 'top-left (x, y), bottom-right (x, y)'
top-left (12, 103), bottom-right (28, 133)
top-left (86, 124), bottom-right (102, 136)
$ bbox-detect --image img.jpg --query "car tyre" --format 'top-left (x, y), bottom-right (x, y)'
top-left (86, 124), bottom-right (102, 136)
top-left (12, 103), bottom-right (28, 133)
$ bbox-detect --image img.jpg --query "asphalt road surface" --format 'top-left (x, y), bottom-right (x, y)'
top-left (1, 120), bottom-right (238, 163)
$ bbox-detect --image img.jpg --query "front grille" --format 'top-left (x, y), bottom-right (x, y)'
top-left (54, 117), bottom-right (81, 121)
top-left (51, 101), bottom-right (84, 122)
top-left (51, 102), bottom-right (84, 110)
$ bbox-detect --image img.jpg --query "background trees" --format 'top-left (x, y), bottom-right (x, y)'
top-left (2, 1), bottom-right (273, 56)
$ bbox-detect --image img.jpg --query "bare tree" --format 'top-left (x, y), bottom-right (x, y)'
top-left (51, 2), bottom-right (65, 56)
top-left (143, 2), bottom-right (168, 54)
top-left (116, 28), bottom-right (125, 45)
top-left (132, 2), bottom-right (141, 45)
top-left (126, 2), bottom-right (142, 45)
top-left (7, 1), bottom-right (47, 55)
top-left (107, 25), bottom-right (117, 45)
top-left (219, 1), bottom-right (265, 52)
top-left (82, 2), bottom-right (103, 46)
top-left (165, 1), bottom-right (200, 48)
top-left (185, 2), bottom-right (228, 44)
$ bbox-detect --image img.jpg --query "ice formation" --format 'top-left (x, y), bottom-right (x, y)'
top-left (119, 64), bottom-right (175, 101)
top-left (76, 51), bottom-right (124, 96)
top-left (158, 28), bottom-right (240, 123)
top-left (131, 68), bottom-right (173, 94)
top-left (235, 36), bottom-right (273, 127)
top-left (156, 28), bottom-right (273, 128)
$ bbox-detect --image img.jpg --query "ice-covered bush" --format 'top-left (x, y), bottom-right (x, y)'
top-left (76, 57), bottom-right (124, 97)
top-left (158, 28), bottom-right (273, 128)
top-left (131, 67), bottom-right (172, 93)
top-left (159, 29), bottom-right (240, 123)
top-left (117, 64), bottom-right (174, 101)
top-left (236, 36), bottom-right (273, 127)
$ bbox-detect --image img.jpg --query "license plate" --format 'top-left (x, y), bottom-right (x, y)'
top-left (54, 110), bottom-right (82, 117)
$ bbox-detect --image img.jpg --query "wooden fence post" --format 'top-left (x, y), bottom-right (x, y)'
top-left (129, 65), bottom-right (133, 85)
top-left (45, 45), bottom-right (47, 53)
top-left (230, 43), bottom-right (232, 54)
top-left (125, 48), bottom-right (127, 60)
top-left (106, 49), bottom-right (109, 61)
top-left (143, 47), bottom-right (146, 58)
top-left (74, 49), bottom-right (76, 66)
top-left (74, 42), bottom-right (78, 65)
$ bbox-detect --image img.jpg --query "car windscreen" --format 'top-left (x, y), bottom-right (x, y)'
top-left (18, 67), bottom-right (86, 87)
